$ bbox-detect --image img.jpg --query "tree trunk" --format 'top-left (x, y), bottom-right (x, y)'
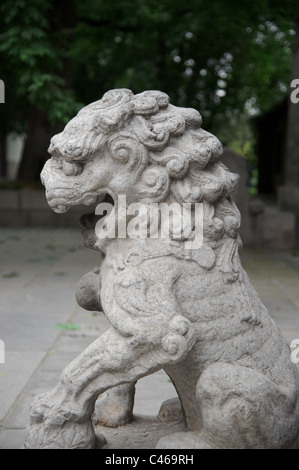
top-left (17, 108), bottom-right (63, 182)
top-left (279, 0), bottom-right (299, 248)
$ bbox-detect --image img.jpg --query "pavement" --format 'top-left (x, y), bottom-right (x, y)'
top-left (0, 227), bottom-right (299, 450)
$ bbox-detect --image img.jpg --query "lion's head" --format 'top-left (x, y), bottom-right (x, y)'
top-left (41, 88), bottom-right (241, 248)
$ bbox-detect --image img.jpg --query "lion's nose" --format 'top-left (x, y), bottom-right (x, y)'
top-left (48, 139), bottom-right (56, 155)
top-left (48, 133), bottom-right (63, 155)
top-left (40, 160), bottom-right (50, 186)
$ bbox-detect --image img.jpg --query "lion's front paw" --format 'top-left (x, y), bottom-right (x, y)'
top-left (24, 392), bottom-right (96, 449)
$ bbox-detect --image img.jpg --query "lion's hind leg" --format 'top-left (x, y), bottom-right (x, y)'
top-left (196, 362), bottom-right (299, 449)
top-left (157, 361), bottom-right (299, 449)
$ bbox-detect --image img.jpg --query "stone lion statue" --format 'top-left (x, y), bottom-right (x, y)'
top-left (24, 89), bottom-right (299, 449)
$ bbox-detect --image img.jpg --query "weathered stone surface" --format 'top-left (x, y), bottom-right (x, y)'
top-left (24, 89), bottom-right (299, 449)
top-left (157, 397), bottom-right (183, 422)
top-left (94, 413), bottom-right (185, 450)
top-left (93, 382), bottom-right (136, 428)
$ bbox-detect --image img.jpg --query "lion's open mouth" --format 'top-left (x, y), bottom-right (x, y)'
top-left (80, 193), bottom-right (115, 230)
top-left (79, 212), bottom-right (101, 230)
top-left (78, 193), bottom-right (114, 250)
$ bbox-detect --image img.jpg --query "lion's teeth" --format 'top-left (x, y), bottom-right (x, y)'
top-left (55, 205), bottom-right (67, 213)
top-left (83, 196), bottom-right (96, 205)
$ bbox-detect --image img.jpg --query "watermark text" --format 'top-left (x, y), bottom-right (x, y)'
top-left (0, 339), bottom-right (5, 363)
top-left (0, 79), bottom-right (4, 104)
top-left (95, 195), bottom-right (203, 249)
top-left (290, 79), bottom-right (299, 104)
top-left (291, 339), bottom-right (299, 364)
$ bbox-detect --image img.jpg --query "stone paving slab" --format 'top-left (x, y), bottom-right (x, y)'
top-left (0, 228), bottom-right (299, 449)
top-left (0, 351), bottom-right (45, 422)
top-left (240, 247), bottom-right (299, 344)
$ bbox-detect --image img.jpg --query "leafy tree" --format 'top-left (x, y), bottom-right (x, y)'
top-left (0, 0), bottom-right (296, 181)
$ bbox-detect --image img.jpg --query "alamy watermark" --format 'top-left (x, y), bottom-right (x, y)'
top-left (0, 339), bottom-right (5, 363)
top-left (95, 195), bottom-right (203, 249)
top-left (290, 79), bottom-right (299, 104)
top-left (291, 339), bottom-right (299, 365)
top-left (0, 79), bottom-right (4, 104)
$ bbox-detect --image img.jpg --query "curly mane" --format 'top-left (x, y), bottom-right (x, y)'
top-left (49, 89), bottom-right (241, 247)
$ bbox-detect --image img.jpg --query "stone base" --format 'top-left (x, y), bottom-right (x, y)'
top-left (93, 397), bottom-right (299, 450)
top-left (93, 397), bottom-right (216, 449)
top-left (94, 414), bottom-right (186, 449)
top-left (93, 397), bottom-right (187, 449)
top-left (94, 414), bottom-right (299, 449)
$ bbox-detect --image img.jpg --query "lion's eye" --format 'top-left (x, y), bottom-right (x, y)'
top-left (62, 161), bottom-right (83, 176)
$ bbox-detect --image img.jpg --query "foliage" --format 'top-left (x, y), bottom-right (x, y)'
top-left (0, 0), bottom-right (296, 167)
top-left (72, 0), bottom-right (296, 125)
top-left (0, 0), bottom-right (83, 134)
